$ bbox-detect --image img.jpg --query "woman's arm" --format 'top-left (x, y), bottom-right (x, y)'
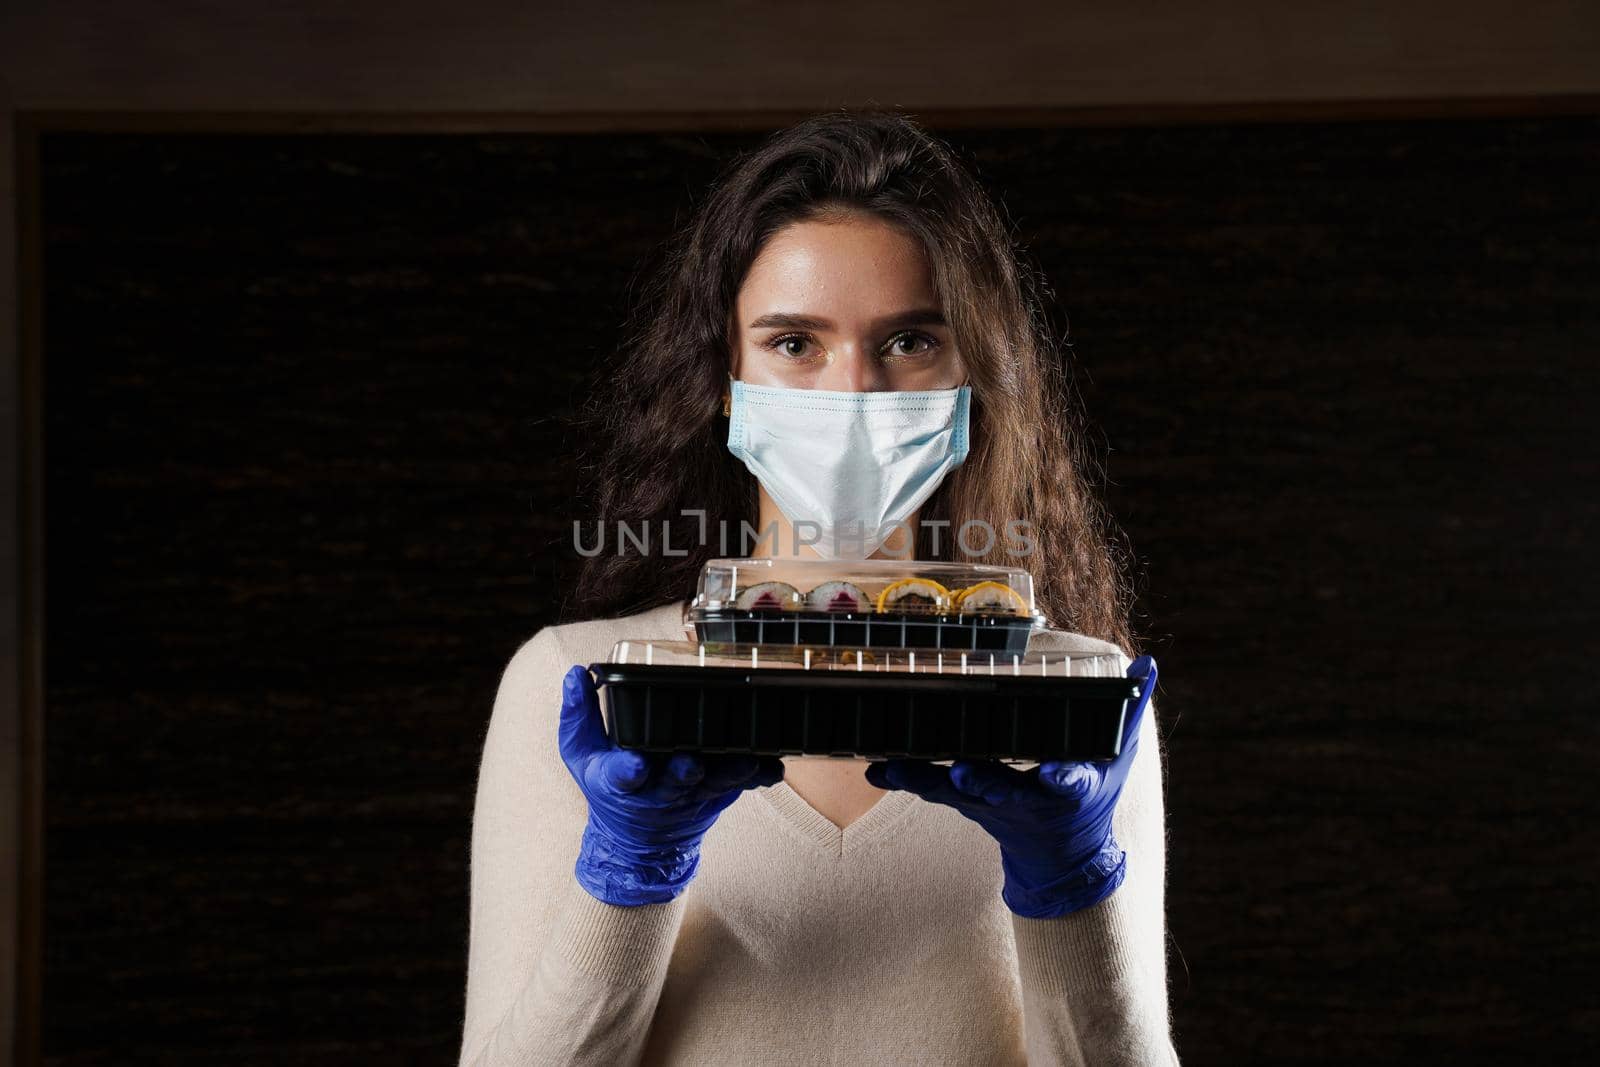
top-left (1010, 696), bottom-right (1180, 1066)
top-left (458, 628), bottom-right (685, 1067)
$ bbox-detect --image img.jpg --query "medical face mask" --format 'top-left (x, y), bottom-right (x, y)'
top-left (725, 380), bottom-right (972, 559)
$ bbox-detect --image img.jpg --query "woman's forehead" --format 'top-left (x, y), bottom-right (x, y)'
top-left (739, 217), bottom-right (940, 323)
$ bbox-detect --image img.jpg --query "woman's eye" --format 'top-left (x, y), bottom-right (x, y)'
top-left (766, 334), bottom-right (816, 359)
top-left (883, 331), bottom-right (938, 358)
top-left (762, 330), bottom-right (938, 360)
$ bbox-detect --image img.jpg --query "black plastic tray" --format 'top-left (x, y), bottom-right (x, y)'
top-left (591, 663), bottom-right (1142, 761)
top-left (689, 608), bottom-right (1040, 653)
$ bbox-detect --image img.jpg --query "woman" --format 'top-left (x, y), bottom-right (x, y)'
top-left (460, 110), bottom-right (1179, 1065)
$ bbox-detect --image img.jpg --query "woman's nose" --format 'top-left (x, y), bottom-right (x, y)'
top-left (814, 346), bottom-right (890, 392)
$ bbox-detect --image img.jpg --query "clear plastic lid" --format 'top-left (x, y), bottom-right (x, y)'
top-left (685, 556), bottom-right (1042, 620)
top-left (606, 639), bottom-right (1128, 678)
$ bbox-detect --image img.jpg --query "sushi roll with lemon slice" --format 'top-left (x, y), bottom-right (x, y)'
top-left (806, 580), bottom-right (869, 613)
top-left (953, 580), bottom-right (1028, 616)
top-left (735, 581), bottom-right (804, 612)
top-left (874, 577), bottom-right (952, 614)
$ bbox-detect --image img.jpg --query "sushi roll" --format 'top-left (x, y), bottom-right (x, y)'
top-left (734, 581), bottom-right (804, 612)
top-left (874, 577), bottom-right (952, 615)
top-left (954, 580), bottom-right (1028, 616)
top-left (806, 580), bottom-right (869, 613)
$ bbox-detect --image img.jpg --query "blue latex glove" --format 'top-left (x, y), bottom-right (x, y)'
top-left (559, 664), bottom-right (785, 906)
top-left (865, 655), bottom-right (1158, 919)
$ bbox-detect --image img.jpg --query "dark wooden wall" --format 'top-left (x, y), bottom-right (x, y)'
top-left (36, 117), bottom-right (1599, 1064)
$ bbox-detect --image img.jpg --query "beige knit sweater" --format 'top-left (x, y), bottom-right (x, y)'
top-left (459, 600), bottom-right (1180, 1066)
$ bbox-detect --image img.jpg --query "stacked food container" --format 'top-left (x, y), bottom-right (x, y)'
top-left (590, 557), bottom-right (1156, 763)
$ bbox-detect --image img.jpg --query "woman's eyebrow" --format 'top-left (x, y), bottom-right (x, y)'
top-left (747, 312), bottom-right (832, 331)
top-left (746, 309), bottom-right (946, 331)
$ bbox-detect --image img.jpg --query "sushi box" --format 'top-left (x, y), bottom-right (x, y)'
top-left (683, 556), bottom-right (1047, 653)
top-left (591, 639), bottom-right (1150, 763)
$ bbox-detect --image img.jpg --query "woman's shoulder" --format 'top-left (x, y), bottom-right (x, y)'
top-left (505, 598), bottom-right (690, 678)
top-left (1025, 623), bottom-right (1127, 660)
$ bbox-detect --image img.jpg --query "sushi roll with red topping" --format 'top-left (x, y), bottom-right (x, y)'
top-left (734, 581), bottom-right (804, 612)
top-left (805, 580), bottom-right (869, 613)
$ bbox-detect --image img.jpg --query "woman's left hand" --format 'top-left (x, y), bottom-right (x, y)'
top-left (865, 655), bottom-right (1157, 919)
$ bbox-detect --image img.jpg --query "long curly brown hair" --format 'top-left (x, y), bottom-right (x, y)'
top-left (567, 109), bottom-right (1138, 654)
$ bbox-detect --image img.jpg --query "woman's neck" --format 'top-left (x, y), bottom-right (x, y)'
top-left (748, 487), bottom-right (919, 560)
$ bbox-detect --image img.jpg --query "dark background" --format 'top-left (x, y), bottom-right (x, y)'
top-left (39, 118), bottom-right (1599, 1063)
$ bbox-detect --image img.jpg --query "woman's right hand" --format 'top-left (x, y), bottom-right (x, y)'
top-left (558, 664), bottom-right (784, 906)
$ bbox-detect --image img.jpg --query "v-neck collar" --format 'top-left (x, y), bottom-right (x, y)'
top-left (754, 779), bottom-right (921, 859)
